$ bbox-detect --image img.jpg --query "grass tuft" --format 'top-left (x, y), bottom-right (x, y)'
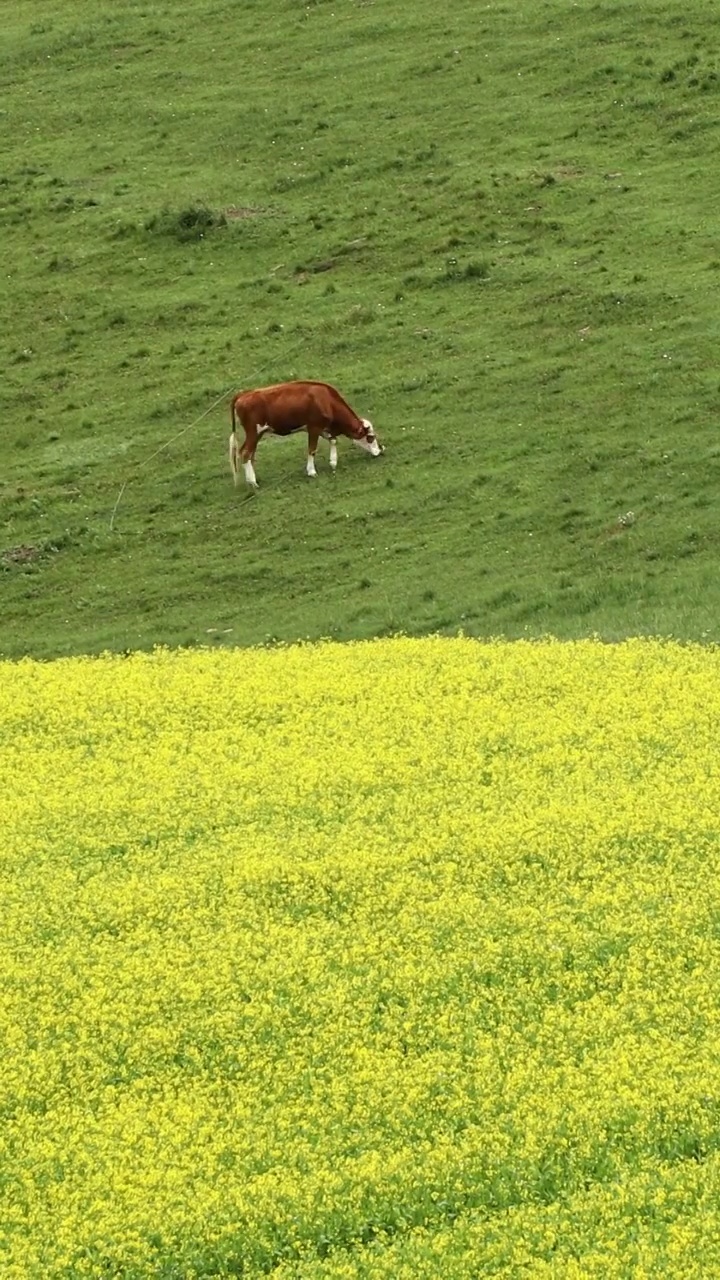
top-left (144, 205), bottom-right (227, 242)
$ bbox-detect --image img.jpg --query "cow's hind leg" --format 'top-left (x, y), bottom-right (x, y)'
top-left (240, 423), bottom-right (260, 489)
top-left (242, 450), bottom-right (259, 488)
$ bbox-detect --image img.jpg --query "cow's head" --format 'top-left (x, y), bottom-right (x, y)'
top-left (354, 418), bottom-right (384, 457)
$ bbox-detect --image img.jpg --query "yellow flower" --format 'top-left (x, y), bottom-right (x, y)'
top-left (2, 638), bottom-right (720, 1276)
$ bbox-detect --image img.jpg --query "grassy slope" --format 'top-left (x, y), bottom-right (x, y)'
top-left (2, 0), bottom-right (720, 657)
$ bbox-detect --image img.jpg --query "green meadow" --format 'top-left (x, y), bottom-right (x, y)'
top-left (3, 0), bottom-right (720, 656)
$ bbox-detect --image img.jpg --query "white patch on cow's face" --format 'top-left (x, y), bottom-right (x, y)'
top-left (354, 419), bottom-right (382, 457)
top-left (243, 459), bottom-right (258, 488)
top-left (329, 440), bottom-right (338, 470)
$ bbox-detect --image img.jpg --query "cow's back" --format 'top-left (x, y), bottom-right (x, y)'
top-left (237, 381), bottom-right (347, 425)
top-left (260, 380), bottom-right (341, 420)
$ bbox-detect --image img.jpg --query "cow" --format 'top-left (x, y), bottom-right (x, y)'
top-left (228, 380), bottom-right (383, 489)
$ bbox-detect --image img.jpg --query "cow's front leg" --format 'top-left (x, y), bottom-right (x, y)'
top-left (306, 426), bottom-right (321, 478)
top-left (329, 437), bottom-right (338, 471)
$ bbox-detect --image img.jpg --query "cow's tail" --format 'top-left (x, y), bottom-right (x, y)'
top-left (229, 396), bottom-right (240, 485)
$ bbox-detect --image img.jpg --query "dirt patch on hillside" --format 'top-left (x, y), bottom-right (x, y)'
top-left (1, 541), bottom-right (62, 569)
top-left (2, 544), bottom-right (40, 566)
top-left (224, 205), bottom-right (273, 220)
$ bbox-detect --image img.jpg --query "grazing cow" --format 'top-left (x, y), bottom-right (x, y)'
top-left (228, 380), bottom-right (383, 488)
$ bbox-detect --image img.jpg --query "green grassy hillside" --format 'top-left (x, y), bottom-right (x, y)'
top-left (3, 0), bottom-right (720, 657)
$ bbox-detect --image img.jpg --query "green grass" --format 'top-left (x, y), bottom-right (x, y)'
top-left (3, 0), bottom-right (720, 657)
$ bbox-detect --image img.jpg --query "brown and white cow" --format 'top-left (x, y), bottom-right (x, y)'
top-left (228, 380), bottom-right (383, 488)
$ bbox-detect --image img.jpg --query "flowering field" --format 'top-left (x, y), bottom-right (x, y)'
top-left (2, 637), bottom-right (720, 1278)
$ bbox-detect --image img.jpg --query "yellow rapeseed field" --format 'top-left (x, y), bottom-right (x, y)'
top-left (2, 637), bottom-right (720, 1278)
